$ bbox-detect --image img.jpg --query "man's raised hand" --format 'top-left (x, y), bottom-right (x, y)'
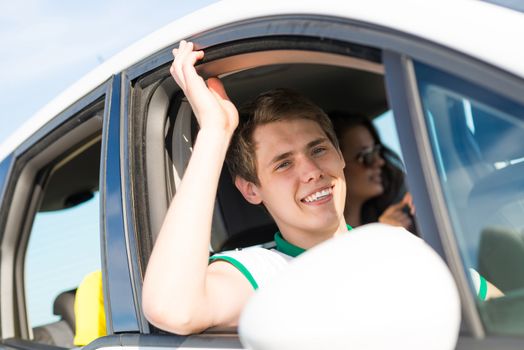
top-left (170, 40), bottom-right (238, 135)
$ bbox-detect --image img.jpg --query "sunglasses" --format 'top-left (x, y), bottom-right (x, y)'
top-left (355, 144), bottom-right (382, 167)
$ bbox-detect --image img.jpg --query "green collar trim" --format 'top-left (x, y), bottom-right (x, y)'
top-left (274, 232), bottom-right (305, 257)
top-left (274, 224), bottom-right (352, 257)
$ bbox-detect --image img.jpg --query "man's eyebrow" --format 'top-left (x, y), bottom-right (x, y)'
top-left (268, 151), bottom-right (293, 167)
top-left (307, 137), bottom-right (328, 149)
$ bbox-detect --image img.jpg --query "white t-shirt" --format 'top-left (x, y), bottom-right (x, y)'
top-left (211, 228), bottom-right (492, 301)
top-left (209, 247), bottom-right (292, 290)
top-left (210, 228), bottom-right (351, 290)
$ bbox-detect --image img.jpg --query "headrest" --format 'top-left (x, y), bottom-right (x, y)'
top-left (53, 289), bottom-right (76, 330)
top-left (479, 227), bottom-right (524, 292)
top-left (170, 104), bottom-right (277, 252)
top-left (468, 161), bottom-right (524, 232)
top-left (214, 167), bottom-right (277, 251)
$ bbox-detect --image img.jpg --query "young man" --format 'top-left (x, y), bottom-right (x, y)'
top-left (142, 41), bottom-right (350, 335)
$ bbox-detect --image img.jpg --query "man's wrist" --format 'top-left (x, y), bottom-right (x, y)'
top-left (197, 127), bottom-right (234, 143)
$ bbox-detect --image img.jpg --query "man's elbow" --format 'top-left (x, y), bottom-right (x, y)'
top-left (142, 298), bottom-right (207, 335)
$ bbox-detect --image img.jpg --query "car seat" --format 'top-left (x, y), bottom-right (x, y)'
top-left (478, 227), bottom-right (524, 293)
top-left (32, 289), bottom-right (76, 347)
top-left (214, 165), bottom-right (277, 251)
top-left (468, 161), bottom-right (524, 292)
top-left (170, 102), bottom-right (277, 253)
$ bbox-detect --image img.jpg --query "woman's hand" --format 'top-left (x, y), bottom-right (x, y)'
top-left (170, 40), bottom-right (238, 135)
top-left (379, 192), bottom-right (415, 230)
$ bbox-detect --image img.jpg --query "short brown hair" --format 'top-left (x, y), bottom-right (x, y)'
top-left (226, 88), bottom-right (339, 185)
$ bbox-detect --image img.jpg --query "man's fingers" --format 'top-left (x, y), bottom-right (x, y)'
top-left (172, 41), bottom-right (206, 97)
top-left (171, 43), bottom-right (185, 89)
top-left (173, 40), bottom-right (194, 90)
top-left (181, 51), bottom-right (209, 99)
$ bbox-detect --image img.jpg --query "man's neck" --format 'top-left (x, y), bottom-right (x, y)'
top-left (278, 220), bottom-right (349, 251)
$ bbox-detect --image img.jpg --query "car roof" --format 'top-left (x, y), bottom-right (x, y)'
top-left (1, 0), bottom-right (523, 163)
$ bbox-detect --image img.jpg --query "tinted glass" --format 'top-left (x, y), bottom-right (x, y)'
top-left (415, 61), bottom-right (524, 335)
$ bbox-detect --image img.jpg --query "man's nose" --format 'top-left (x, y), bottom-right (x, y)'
top-left (299, 156), bottom-right (324, 182)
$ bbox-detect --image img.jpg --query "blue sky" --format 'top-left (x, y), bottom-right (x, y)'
top-left (0, 0), bottom-right (217, 327)
top-left (0, 0), bottom-right (217, 144)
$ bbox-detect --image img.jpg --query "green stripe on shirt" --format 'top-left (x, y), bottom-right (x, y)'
top-left (209, 255), bottom-right (259, 290)
top-left (478, 274), bottom-right (488, 301)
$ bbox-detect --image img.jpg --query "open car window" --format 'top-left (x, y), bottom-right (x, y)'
top-left (134, 39), bottom-right (417, 339)
top-left (167, 56), bottom-right (392, 252)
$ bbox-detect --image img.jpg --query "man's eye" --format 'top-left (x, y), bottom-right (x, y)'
top-left (312, 147), bottom-right (327, 156)
top-left (275, 161), bottom-right (291, 171)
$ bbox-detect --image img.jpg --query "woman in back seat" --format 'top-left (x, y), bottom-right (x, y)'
top-left (330, 112), bottom-right (416, 233)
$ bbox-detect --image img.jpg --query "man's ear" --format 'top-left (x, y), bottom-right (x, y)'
top-left (337, 146), bottom-right (346, 169)
top-left (234, 176), bottom-right (263, 205)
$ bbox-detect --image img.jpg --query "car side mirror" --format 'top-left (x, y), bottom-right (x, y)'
top-left (239, 223), bottom-right (461, 350)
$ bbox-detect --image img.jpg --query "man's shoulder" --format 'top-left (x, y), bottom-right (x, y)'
top-left (210, 246), bottom-right (291, 289)
top-left (210, 246), bottom-right (292, 270)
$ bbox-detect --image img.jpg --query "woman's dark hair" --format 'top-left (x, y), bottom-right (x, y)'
top-left (330, 111), bottom-right (407, 225)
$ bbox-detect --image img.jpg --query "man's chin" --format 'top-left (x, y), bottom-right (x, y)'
top-left (304, 216), bottom-right (342, 234)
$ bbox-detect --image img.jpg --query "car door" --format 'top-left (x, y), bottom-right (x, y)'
top-left (98, 11), bottom-right (464, 350)
top-left (0, 80), bottom-right (109, 349)
top-left (99, 13), bottom-right (389, 350)
top-left (384, 48), bottom-right (524, 348)
top-left (130, 13), bottom-right (523, 350)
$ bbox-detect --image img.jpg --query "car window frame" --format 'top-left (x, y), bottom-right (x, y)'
top-left (122, 14), bottom-right (460, 340)
top-left (383, 47), bottom-right (524, 346)
top-left (0, 81), bottom-right (108, 343)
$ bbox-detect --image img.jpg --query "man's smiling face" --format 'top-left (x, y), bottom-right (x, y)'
top-left (245, 118), bottom-right (347, 247)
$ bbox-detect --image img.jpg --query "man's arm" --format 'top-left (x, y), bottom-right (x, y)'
top-left (142, 41), bottom-right (254, 335)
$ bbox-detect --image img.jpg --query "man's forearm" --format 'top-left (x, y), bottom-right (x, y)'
top-left (143, 128), bottom-right (233, 330)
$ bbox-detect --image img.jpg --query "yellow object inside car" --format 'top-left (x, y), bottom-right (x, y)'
top-left (73, 270), bottom-right (106, 346)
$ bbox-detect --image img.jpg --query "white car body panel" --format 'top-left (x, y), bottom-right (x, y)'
top-left (0, 0), bottom-right (522, 162)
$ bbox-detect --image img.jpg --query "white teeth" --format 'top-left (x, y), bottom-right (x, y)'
top-left (304, 188), bottom-right (332, 203)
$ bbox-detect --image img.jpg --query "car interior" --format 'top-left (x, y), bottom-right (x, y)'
top-left (128, 46), bottom-right (416, 336)
top-left (414, 67), bottom-right (524, 335)
top-left (2, 103), bottom-right (103, 349)
top-left (419, 79), bottom-right (524, 294)
top-left (30, 138), bottom-right (101, 348)
top-left (157, 52), bottom-right (392, 254)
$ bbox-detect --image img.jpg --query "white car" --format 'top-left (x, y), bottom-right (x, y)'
top-left (0, 0), bottom-right (523, 349)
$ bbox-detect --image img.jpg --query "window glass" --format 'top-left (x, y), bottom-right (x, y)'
top-left (25, 192), bottom-right (100, 327)
top-left (23, 137), bottom-right (103, 349)
top-left (373, 110), bottom-right (404, 163)
top-left (414, 61), bottom-right (524, 335)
